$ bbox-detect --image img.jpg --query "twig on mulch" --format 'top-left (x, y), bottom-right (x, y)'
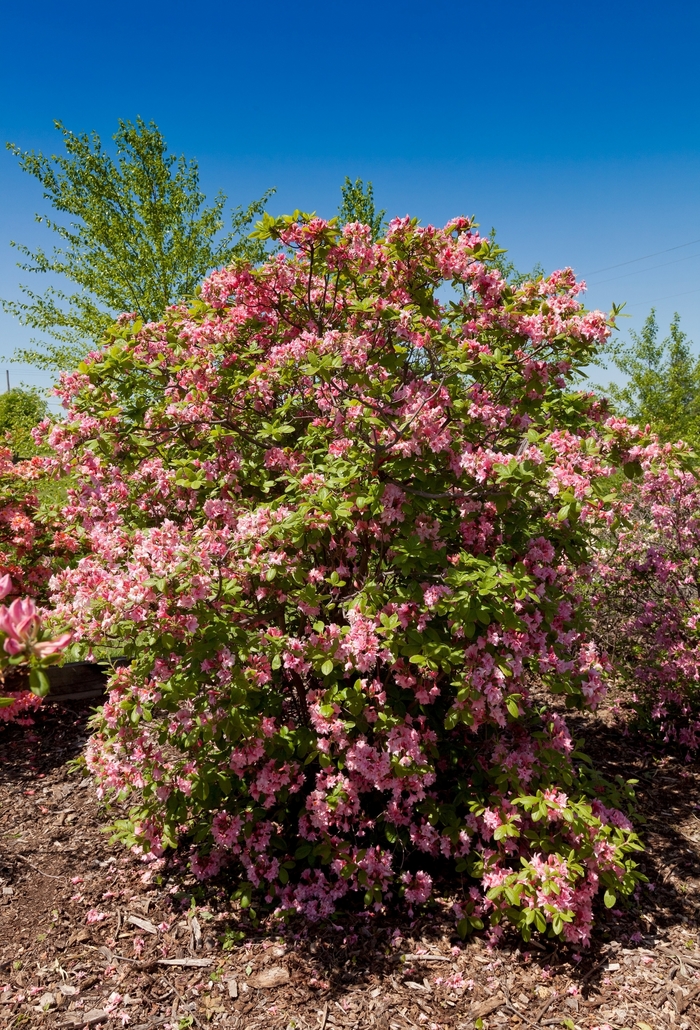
top-left (498, 973), bottom-right (557, 1029)
top-left (396, 953), bottom-right (453, 963)
top-left (533, 993), bottom-right (556, 1023)
top-left (107, 953), bottom-right (213, 970)
top-left (166, 976), bottom-right (205, 1029)
top-left (18, 854), bottom-right (67, 881)
top-left (496, 980), bottom-right (541, 1030)
top-left (579, 959), bottom-right (607, 986)
top-left (678, 982), bottom-right (700, 1014)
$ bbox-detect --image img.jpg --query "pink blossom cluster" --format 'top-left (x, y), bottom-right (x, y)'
top-left (0, 446), bottom-right (79, 602)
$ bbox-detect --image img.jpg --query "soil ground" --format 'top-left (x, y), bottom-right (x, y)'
top-left (1, 699), bottom-right (699, 1030)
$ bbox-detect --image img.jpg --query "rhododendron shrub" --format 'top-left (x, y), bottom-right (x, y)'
top-left (591, 436), bottom-right (700, 753)
top-left (0, 446), bottom-right (77, 600)
top-left (0, 448), bottom-right (78, 723)
top-left (49, 213), bottom-right (645, 944)
top-left (0, 572), bottom-right (73, 722)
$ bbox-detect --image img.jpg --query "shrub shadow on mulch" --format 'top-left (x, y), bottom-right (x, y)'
top-left (1, 700), bottom-right (699, 1028)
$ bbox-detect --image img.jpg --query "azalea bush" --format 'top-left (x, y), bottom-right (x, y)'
top-left (0, 444), bottom-right (79, 599)
top-left (0, 571), bottom-right (73, 722)
top-left (0, 447), bottom-right (79, 723)
top-left (591, 437), bottom-right (700, 754)
top-left (48, 213), bottom-right (648, 944)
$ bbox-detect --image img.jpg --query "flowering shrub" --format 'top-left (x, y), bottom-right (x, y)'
top-left (0, 573), bottom-right (73, 723)
top-left (0, 445), bottom-right (79, 600)
top-left (590, 434), bottom-right (700, 753)
top-left (0, 448), bottom-right (79, 723)
top-left (48, 213), bottom-right (646, 944)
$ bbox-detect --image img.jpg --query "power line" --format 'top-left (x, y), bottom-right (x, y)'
top-left (0, 370), bottom-right (58, 377)
top-left (587, 249), bottom-right (700, 287)
top-left (583, 236), bottom-right (700, 277)
top-left (624, 285), bottom-right (700, 308)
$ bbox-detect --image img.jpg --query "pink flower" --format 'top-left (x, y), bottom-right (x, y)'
top-left (401, 870), bottom-right (433, 904)
top-left (0, 597), bottom-right (40, 654)
top-left (33, 632), bottom-right (73, 658)
top-left (86, 909), bottom-right (109, 924)
top-left (0, 596), bottom-right (72, 658)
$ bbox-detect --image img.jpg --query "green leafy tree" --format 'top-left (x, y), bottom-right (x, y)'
top-left (601, 309), bottom-right (700, 446)
top-left (3, 118), bottom-right (274, 371)
top-left (338, 177), bottom-right (385, 240)
top-left (0, 387), bottom-right (49, 458)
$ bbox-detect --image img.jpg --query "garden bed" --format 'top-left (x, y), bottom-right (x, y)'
top-left (0, 700), bottom-right (698, 1029)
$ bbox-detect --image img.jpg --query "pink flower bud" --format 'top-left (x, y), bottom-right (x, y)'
top-left (33, 632), bottom-right (73, 658)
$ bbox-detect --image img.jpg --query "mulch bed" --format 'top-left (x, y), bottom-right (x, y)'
top-left (0, 699), bottom-right (699, 1030)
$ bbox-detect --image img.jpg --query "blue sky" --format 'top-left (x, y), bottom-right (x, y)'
top-left (1, 0), bottom-right (700, 394)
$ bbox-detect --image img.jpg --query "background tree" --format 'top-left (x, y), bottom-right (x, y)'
top-left (600, 309), bottom-right (700, 447)
top-left (338, 177), bottom-right (385, 240)
top-left (0, 388), bottom-right (48, 458)
top-left (3, 118), bottom-right (274, 371)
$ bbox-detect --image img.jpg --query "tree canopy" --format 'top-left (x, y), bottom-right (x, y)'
top-left (3, 118), bottom-right (274, 371)
top-left (601, 309), bottom-right (700, 448)
top-left (0, 388), bottom-right (49, 458)
top-left (338, 177), bottom-right (385, 240)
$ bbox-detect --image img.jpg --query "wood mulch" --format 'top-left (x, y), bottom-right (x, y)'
top-left (0, 699), bottom-right (699, 1030)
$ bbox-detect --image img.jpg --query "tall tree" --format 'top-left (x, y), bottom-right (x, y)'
top-left (3, 118), bottom-right (274, 371)
top-left (601, 308), bottom-right (700, 446)
top-left (0, 388), bottom-right (49, 459)
top-left (338, 177), bottom-right (385, 240)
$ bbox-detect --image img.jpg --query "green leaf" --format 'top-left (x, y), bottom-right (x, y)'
top-left (29, 668), bottom-right (50, 698)
top-left (603, 889), bottom-right (616, 908)
top-left (321, 659), bottom-right (334, 676)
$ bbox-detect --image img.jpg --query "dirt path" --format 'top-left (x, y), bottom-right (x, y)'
top-left (0, 700), bottom-right (698, 1030)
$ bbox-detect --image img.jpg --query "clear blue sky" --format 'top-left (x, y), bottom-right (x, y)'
top-left (1, 0), bottom-right (700, 393)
